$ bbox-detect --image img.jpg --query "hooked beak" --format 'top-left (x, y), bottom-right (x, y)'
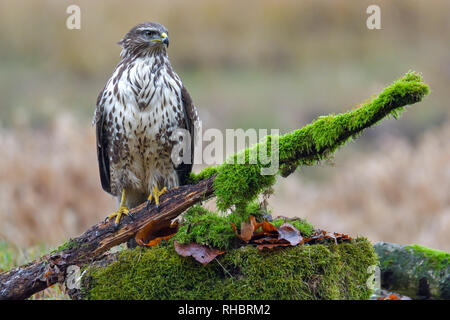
top-left (161, 32), bottom-right (169, 47)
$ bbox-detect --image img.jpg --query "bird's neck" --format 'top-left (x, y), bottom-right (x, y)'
top-left (121, 49), bottom-right (171, 75)
top-left (120, 46), bottom-right (168, 60)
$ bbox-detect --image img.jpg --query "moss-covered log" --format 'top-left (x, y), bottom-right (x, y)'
top-left (374, 242), bottom-right (450, 299)
top-left (0, 72), bottom-right (429, 300)
top-left (81, 238), bottom-right (377, 300)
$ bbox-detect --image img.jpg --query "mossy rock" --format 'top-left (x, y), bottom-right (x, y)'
top-left (374, 242), bottom-right (450, 299)
top-left (81, 238), bottom-right (377, 300)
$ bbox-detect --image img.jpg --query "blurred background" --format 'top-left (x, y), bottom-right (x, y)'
top-left (0, 0), bottom-right (449, 266)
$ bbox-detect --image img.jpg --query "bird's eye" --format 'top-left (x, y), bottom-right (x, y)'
top-left (144, 30), bottom-right (154, 37)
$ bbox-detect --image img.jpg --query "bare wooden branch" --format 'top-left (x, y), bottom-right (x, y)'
top-left (0, 176), bottom-right (215, 300)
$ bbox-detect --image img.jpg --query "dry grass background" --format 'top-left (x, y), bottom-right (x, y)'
top-left (0, 0), bottom-right (449, 256)
top-left (0, 115), bottom-right (115, 245)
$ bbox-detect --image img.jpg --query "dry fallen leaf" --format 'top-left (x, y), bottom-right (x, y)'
top-left (261, 220), bottom-right (278, 234)
top-left (303, 230), bottom-right (352, 244)
top-left (278, 222), bottom-right (303, 246)
top-left (232, 216), bottom-right (304, 250)
top-left (231, 215), bottom-right (263, 242)
top-left (233, 216), bottom-right (352, 250)
top-left (174, 241), bottom-right (225, 265)
top-left (377, 294), bottom-right (401, 300)
top-left (135, 220), bottom-right (179, 247)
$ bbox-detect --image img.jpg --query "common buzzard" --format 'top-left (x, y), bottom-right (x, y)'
top-left (93, 22), bottom-right (199, 227)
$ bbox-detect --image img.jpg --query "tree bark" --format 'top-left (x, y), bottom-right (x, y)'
top-left (0, 176), bottom-right (215, 300)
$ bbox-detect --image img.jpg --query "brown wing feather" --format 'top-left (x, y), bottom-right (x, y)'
top-left (94, 90), bottom-right (112, 194)
top-left (176, 85), bottom-right (198, 185)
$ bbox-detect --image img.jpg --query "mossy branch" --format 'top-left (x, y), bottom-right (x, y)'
top-left (189, 71), bottom-right (429, 210)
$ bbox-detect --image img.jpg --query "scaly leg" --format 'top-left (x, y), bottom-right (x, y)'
top-left (107, 189), bottom-right (132, 228)
top-left (146, 185), bottom-right (168, 209)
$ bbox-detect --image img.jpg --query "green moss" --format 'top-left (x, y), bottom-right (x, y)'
top-left (381, 258), bottom-right (394, 269)
top-left (374, 242), bottom-right (449, 299)
top-left (52, 238), bottom-right (80, 253)
top-left (82, 238), bottom-right (377, 300)
top-left (406, 244), bottom-right (449, 271)
top-left (189, 71), bottom-right (429, 211)
top-left (271, 218), bottom-right (314, 238)
top-left (173, 205), bottom-right (245, 250)
top-left (187, 166), bottom-right (219, 184)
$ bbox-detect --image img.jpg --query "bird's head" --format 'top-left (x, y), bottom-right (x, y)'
top-left (118, 22), bottom-right (169, 56)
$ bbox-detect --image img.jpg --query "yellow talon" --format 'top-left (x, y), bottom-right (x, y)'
top-left (107, 189), bottom-right (131, 227)
top-left (154, 186), bottom-right (167, 207)
top-left (108, 206), bottom-right (131, 226)
top-left (146, 186), bottom-right (168, 209)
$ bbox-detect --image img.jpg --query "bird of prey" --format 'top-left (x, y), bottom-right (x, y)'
top-left (93, 22), bottom-right (198, 227)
